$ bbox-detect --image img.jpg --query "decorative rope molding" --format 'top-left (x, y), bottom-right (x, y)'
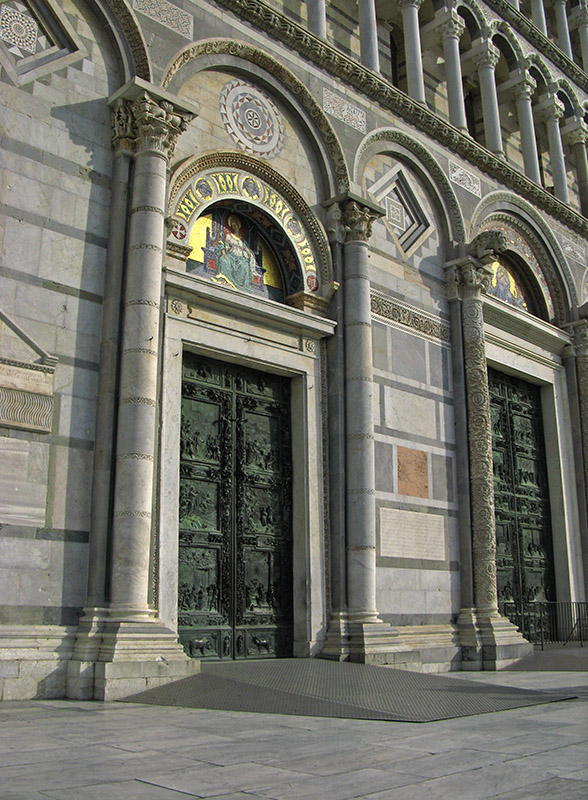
top-left (0, 357), bottom-right (54, 373)
top-left (210, 0), bottom-right (588, 239)
top-left (117, 452), bottom-right (155, 460)
top-left (114, 510), bottom-right (152, 518)
top-left (0, 387), bottom-right (53, 432)
top-left (131, 205), bottom-right (165, 215)
top-left (120, 396), bottom-right (157, 406)
top-left (371, 291), bottom-right (451, 343)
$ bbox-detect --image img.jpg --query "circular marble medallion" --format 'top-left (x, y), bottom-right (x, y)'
top-left (220, 79), bottom-right (284, 158)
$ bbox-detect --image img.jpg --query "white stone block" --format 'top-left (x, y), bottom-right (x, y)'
top-left (0, 537), bottom-right (50, 570)
top-left (384, 385), bottom-right (437, 439)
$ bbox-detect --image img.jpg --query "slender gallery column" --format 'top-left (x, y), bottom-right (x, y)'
top-left (573, 7), bottom-right (588, 71)
top-left (399, 0), bottom-right (426, 103)
top-left (554, 0), bottom-right (573, 59)
top-left (308, 0), bottom-right (327, 39)
top-left (572, 319), bottom-right (588, 519)
top-left (474, 42), bottom-right (503, 156)
top-left (342, 199), bottom-right (381, 624)
top-left (513, 74), bottom-right (541, 184)
top-left (359, 0), bottom-right (380, 72)
top-left (564, 122), bottom-right (588, 215)
top-left (530, 0), bottom-right (548, 36)
top-left (110, 92), bottom-right (193, 615)
top-left (536, 95), bottom-right (569, 203)
top-left (440, 12), bottom-right (468, 132)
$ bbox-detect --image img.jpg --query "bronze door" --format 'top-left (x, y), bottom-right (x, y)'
top-left (178, 353), bottom-right (292, 660)
top-left (489, 368), bottom-right (555, 614)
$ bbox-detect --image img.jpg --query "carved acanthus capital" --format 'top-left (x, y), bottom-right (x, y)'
top-left (511, 72), bottom-right (537, 103)
top-left (562, 120), bottom-right (588, 148)
top-left (437, 9), bottom-right (465, 41)
top-left (132, 92), bottom-right (194, 159)
top-left (459, 260), bottom-right (494, 296)
top-left (342, 200), bottom-right (381, 243)
top-left (535, 94), bottom-right (565, 124)
top-left (471, 41), bottom-right (500, 72)
top-left (397, 0), bottom-right (425, 11)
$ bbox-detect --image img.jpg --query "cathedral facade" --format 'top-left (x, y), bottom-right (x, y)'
top-left (0, 0), bottom-right (587, 700)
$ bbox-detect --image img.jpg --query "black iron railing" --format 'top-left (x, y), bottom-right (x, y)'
top-left (502, 601), bottom-right (588, 649)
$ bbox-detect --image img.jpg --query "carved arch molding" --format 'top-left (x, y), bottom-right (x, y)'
top-left (169, 152), bottom-right (334, 302)
top-left (353, 129), bottom-right (467, 246)
top-left (161, 38), bottom-right (350, 193)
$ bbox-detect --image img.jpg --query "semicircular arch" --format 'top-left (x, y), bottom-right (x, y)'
top-left (89, 0), bottom-right (151, 81)
top-left (353, 128), bottom-right (466, 248)
top-left (470, 191), bottom-right (577, 324)
top-left (168, 151), bottom-right (334, 304)
top-left (161, 39), bottom-right (350, 197)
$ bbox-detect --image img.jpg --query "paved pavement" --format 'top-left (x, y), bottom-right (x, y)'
top-left (1, 663), bottom-right (587, 799)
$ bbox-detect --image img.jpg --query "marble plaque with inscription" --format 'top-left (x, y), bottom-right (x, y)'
top-left (380, 507), bottom-right (445, 561)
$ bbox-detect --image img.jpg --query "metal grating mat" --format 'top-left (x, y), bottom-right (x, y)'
top-left (120, 659), bottom-right (575, 722)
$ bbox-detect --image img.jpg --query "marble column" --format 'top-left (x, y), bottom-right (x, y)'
top-left (563, 122), bottom-right (588, 216)
top-left (573, 7), bottom-right (588, 71)
top-left (359, 0), bottom-right (380, 72)
top-left (399, 0), bottom-right (426, 104)
top-left (68, 85), bottom-right (200, 701)
top-left (513, 74), bottom-right (541, 184)
top-left (308, 0), bottom-right (327, 39)
top-left (474, 43), bottom-right (503, 156)
top-left (572, 319), bottom-right (588, 521)
top-left (440, 12), bottom-right (468, 132)
top-left (554, 0), bottom-right (573, 59)
top-left (536, 95), bottom-right (569, 204)
top-left (530, 0), bottom-right (548, 36)
top-left (341, 199), bottom-right (380, 625)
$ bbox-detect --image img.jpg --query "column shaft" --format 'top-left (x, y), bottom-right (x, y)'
top-left (579, 21), bottom-right (588, 71)
top-left (478, 59), bottom-right (503, 156)
top-left (515, 88), bottom-right (541, 183)
top-left (308, 0), bottom-right (327, 39)
top-left (110, 147), bottom-right (168, 611)
top-left (546, 114), bottom-right (569, 204)
top-left (554, 0), bottom-right (573, 59)
top-left (461, 270), bottom-right (499, 615)
top-left (401, 0), bottom-right (426, 103)
top-left (359, 0), bottom-right (380, 72)
top-left (531, 0), bottom-right (548, 35)
top-left (443, 26), bottom-right (468, 131)
top-left (344, 236), bottom-right (378, 619)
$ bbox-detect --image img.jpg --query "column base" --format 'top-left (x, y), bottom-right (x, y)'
top-left (457, 607), bottom-right (533, 671)
top-left (67, 607), bottom-right (200, 701)
top-left (320, 611), bottom-right (421, 669)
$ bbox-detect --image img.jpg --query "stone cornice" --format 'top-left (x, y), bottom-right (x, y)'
top-left (212, 0), bottom-right (588, 239)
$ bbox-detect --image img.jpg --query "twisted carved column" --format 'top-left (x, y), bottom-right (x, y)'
top-left (460, 259), bottom-right (499, 615)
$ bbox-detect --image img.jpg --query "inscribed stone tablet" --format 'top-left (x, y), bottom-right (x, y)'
top-left (380, 507), bottom-right (445, 561)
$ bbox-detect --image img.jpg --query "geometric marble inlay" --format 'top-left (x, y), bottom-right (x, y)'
top-left (0, 5), bottom-right (38, 53)
top-left (219, 79), bottom-right (285, 158)
top-left (323, 87), bottom-right (366, 133)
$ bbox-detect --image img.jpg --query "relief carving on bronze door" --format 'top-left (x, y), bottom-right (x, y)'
top-left (488, 368), bottom-right (556, 619)
top-left (178, 353), bottom-right (292, 660)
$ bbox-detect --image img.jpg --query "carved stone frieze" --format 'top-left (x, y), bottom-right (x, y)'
top-left (370, 292), bottom-right (450, 342)
top-left (203, 0), bottom-right (588, 240)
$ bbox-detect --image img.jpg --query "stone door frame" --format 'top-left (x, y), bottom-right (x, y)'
top-left (158, 270), bottom-right (335, 657)
top-left (483, 297), bottom-right (585, 603)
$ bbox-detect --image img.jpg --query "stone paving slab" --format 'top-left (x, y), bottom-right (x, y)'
top-left (0, 670), bottom-right (586, 800)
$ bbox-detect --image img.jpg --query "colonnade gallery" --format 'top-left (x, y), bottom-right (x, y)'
top-left (0, 0), bottom-right (587, 700)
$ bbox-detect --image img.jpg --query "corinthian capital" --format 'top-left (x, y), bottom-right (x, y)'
top-left (342, 198), bottom-right (384, 243)
top-left (132, 92), bottom-right (194, 159)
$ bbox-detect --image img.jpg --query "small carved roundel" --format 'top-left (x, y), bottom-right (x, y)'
top-left (219, 79), bottom-right (284, 158)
